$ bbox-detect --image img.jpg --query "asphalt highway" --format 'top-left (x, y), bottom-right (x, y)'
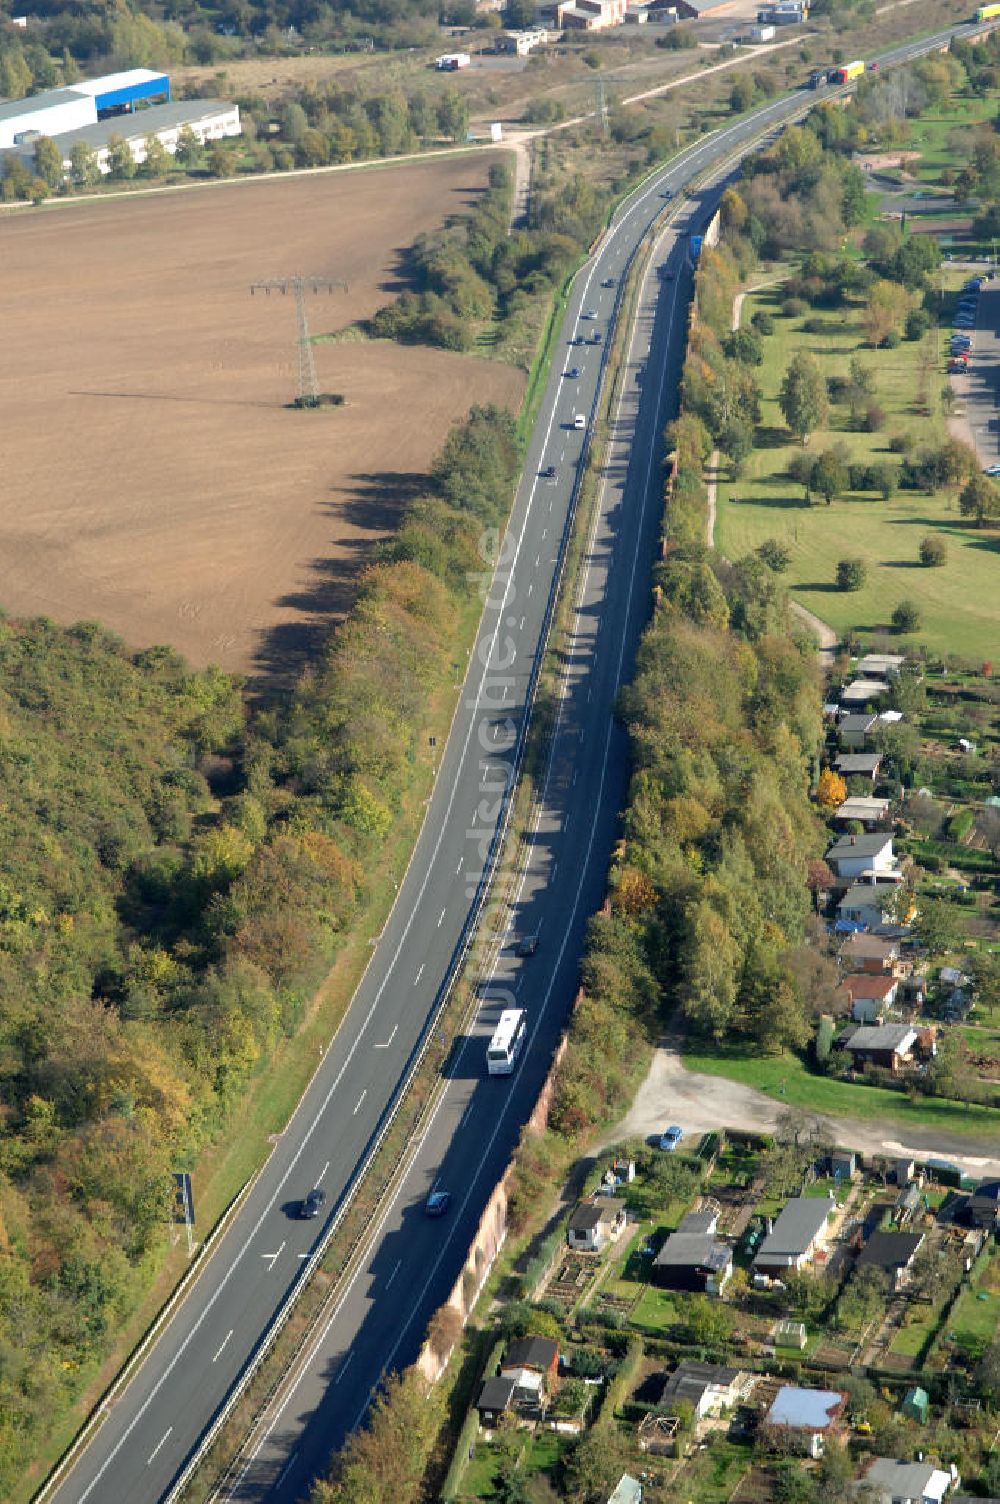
top-left (42, 17), bottom-right (993, 1504)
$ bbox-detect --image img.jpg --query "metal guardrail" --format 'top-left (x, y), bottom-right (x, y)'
top-left (42, 21), bottom-right (995, 1502)
top-left (172, 81), bottom-right (881, 1504)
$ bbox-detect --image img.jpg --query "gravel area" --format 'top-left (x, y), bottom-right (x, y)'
top-left (603, 1038), bottom-right (1000, 1178)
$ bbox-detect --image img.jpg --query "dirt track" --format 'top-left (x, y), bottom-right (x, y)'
top-left (1, 156), bottom-right (522, 681)
top-left (604, 1041), bottom-right (1000, 1178)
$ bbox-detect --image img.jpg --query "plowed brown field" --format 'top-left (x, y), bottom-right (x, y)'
top-left (0, 155), bottom-right (523, 682)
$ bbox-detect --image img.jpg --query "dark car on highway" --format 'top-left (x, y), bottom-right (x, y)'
top-left (425, 1189), bottom-right (451, 1217)
top-left (299, 1188), bottom-right (326, 1219)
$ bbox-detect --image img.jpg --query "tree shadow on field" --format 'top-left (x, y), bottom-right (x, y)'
top-left (250, 469), bottom-right (425, 702)
top-left (755, 425), bottom-right (791, 449)
top-left (376, 182), bottom-right (489, 296)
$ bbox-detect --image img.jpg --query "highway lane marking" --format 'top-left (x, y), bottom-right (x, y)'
top-left (527, 583), bottom-right (533, 597)
top-left (414, 964), bottom-right (425, 985)
top-left (212, 1331), bottom-right (233, 1364)
top-left (334, 1352), bottom-right (355, 1386)
top-left (519, 617), bottom-right (525, 630)
top-left (147, 1428), bottom-right (172, 1466)
top-left (535, 555), bottom-right (540, 567)
top-left (57, 50), bottom-right (971, 1504)
top-left (276, 1452), bottom-right (299, 1491)
top-left (374, 1024), bottom-right (397, 1049)
top-left (320, 1161), bottom-right (329, 1181)
top-left (261, 1242), bottom-right (285, 1271)
top-left (354, 1090), bottom-right (367, 1115)
top-left (385, 1259), bottom-right (402, 1290)
top-left (438, 908), bottom-right (447, 926)
top-left (542, 529), bottom-right (547, 540)
top-left (456, 857), bottom-right (463, 874)
top-left (211, 66), bottom-right (963, 1475)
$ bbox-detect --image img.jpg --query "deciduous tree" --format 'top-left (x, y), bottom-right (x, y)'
top-left (779, 352), bottom-right (828, 443)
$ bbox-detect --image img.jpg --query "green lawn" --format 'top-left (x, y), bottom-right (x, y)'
top-left (890, 1302), bottom-right (939, 1358)
top-left (673, 1439), bottom-right (752, 1504)
top-left (948, 1271), bottom-right (1000, 1356)
top-left (910, 97), bottom-right (998, 186)
top-left (457, 1432), bottom-right (566, 1501)
top-left (681, 1045), bottom-right (1000, 1141)
top-left (630, 1284), bottom-right (680, 1336)
top-left (716, 288), bottom-right (1000, 662)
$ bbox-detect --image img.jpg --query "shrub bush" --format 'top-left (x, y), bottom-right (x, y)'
top-left (803, 317), bottom-right (829, 334)
top-left (836, 557), bottom-right (867, 591)
top-left (906, 308), bottom-right (931, 341)
top-left (920, 535), bottom-right (947, 567)
top-left (782, 296), bottom-right (809, 317)
top-left (752, 309), bottom-right (774, 334)
top-left (892, 599), bottom-right (922, 633)
top-left (889, 432), bottom-right (913, 454)
top-left (863, 401), bottom-right (886, 432)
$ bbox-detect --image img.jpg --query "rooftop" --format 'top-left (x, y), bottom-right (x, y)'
top-left (838, 712), bottom-right (879, 732)
top-left (503, 1336), bottom-right (558, 1372)
top-left (766, 1385), bottom-right (845, 1432)
top-left (838, 881), bottom-right (897, 910)
top-left (841, 678), bottom-right (890, 702)
top-left (843, 1023), bottom-right (916, 1054)
top-left (70, 68), bottom-right (169, 98)
top-left (660, 1360), bottom-right (739, 1408)
top-left (568, 1195), bottom-right (624, 1232)
top-left (477, 1374), bottom-right (516, 1412)
top-left (827, 833), bottom-right (893, 860)
top-left (755, 1197), bottom-right (831, 1262)
top-left (29, 99), bottom-right (234, 155)
top-left (856, 652), bottom-right (905, 676)
top-left (856, 1230), bottom-right (924, 1273)
top-left (677, 1207), bottom-right (719, 1235)
top-left (842, 933), bottom-right (898, 958)
top-left (835, 753), bottom-right (883, 773)
top-left (653, 1233), bottom-right (731, 1271)
top-left (842, 973), bottom-right (899, 1000)
top-left (0, 85), bottom-right (87, 125)
top-left (861, 1457), bottom-right (951, 1501)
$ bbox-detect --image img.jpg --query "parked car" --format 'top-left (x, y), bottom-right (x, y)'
top-left (658, 1125), bottom-right (683, 1152)
top-left (425, 1189), bottom-right (451, 1217)
top-left (984, 463), bottom-right (1000, 476)
top-left (299, 1187), bottom-right (326, 1219)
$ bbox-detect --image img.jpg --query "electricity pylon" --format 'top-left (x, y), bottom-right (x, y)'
top-left (250, 275), bottom-right (348, 405)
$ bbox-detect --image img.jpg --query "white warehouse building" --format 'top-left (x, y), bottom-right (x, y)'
top-left (17, 100), bottom-right (243, 175)
top-left (1, 69), bottom-right (241, 178)
top-left (0, 86), bottom-right (96, 150)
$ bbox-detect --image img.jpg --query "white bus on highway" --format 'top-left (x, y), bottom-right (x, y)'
top-left (487, 1009), bottom-right (527, 1075)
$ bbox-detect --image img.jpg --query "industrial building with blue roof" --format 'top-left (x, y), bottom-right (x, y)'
top-left (0, 70), bottom-right (241, 176)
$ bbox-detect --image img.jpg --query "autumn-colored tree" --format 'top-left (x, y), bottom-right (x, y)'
top-left (613, 865), bottom-right (657, 916)
top-left (861, 279), bottom-right (914, 347)
top-left (816, 768), bottom-right (847, 808)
